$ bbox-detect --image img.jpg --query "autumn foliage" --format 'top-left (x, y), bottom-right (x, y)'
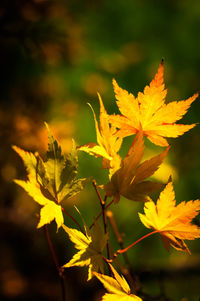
top-left (13, 62), bottom-right (200, 301)
top-left (110, 61), bottom-right (198, 146)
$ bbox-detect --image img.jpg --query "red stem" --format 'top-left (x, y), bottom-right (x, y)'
top-left (92, 179), bottom-right (104, 204)
top-left (44, 225), bottom-right (66, 301)
top-left (61, 207), bottom-right (84, 234)
top-left (118, 230), bottom-right (159, 254)
top-left (45, 225), bottom-right (60, 272)
top-left (127, 130), bottom-right (140, 156)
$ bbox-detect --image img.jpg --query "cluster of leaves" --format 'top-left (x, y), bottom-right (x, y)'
top-left (14, 62), bottom-right (200, 301)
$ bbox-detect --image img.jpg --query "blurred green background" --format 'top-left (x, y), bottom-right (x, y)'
top-left (1, 0), bottom-right (200, 300)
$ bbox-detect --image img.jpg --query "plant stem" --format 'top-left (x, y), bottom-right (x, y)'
top-left (92, 180), bottom-right (111, 260)
top-left (107, 210), bottom-right (140, 292)
top-left (92, 179), bottom-right (104, 204)
top-left (102, 195), bottom-right (111, 260)
top-left (107, 230), bottom-right (159, 262)
top-left (61, 207), bottom-right (84, 234)
top-left (126, 130), bottom-right (140, 156)
top-left (89, 199), bottom-right (114, 229)
top-left (118, 230), bottom-right (159, 254)
top-left (107, 210), bottom-right (131, 267)
top-left (44, 225), bottom-right (66, 301)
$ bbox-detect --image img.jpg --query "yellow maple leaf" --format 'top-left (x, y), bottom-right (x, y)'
top-left (93, 263), bottom-right (142, 301)
top-left (110, 61), bottom-right (198, 146)
top-left (62, 221), bottom-right (108, 280)
top-left (78, 93), bottom-right (122, 177)
top-left (139, 181), bottom-right (200, 253)
top-left (104, 129), bottom-right (168, 203)
top-left (13, 124), bottom-right (87, 229)
top-left (13, 146), bottom-right (64, 229)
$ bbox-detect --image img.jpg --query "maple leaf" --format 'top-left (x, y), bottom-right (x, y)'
top-left (13, 123), bottom-right (87, 229)
top-left (110, 61), bottom-right (198, 146)
top-left (139, 181), bottom-right (200, 253)
top-left (104, 129), bottom-right (169, 203)
top-left (78, 93), bottom-right (122, 177)
top-left (93, 263), bottom-right (142, 301)
top-left (62, 220), bottom-right (108, 281)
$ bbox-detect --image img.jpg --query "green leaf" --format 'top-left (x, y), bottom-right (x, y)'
top-left (59, 140), bottom-right (78, 191)
top-left (35, 153), bottom-right (49, 188)
top-left (44, 124), bottom-right (87, 203)
top-left (44, 122), bottom-right (65, 200)
top-left (59, 178), bottom-right (88, 202)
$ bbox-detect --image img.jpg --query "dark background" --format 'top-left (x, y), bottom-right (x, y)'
top-left (1, 0), bottom-right (200, 300)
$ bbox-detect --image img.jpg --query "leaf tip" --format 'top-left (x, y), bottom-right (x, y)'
top-left (97, 91), bottom-right (101, 99)
top-left (44, 121), bottom-right (49, 131)
top-left (12, 145), bottom-right (22, 155)
top-left (12, 144), bottom-right (17, 151)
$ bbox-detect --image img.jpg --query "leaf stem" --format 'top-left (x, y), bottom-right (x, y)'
top-left (44, 225), bottom-right (66, 301)
top-left (118, 230), bottom-right (159, 254)
top-left (61, 207), bottom-right (84, 234)
top-left (127, 130), bottom-right (140, 156)
top-left (108, 230), bottom-right (159, 262)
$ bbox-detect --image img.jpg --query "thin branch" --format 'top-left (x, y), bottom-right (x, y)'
top-left (106, 210), bottom-right (130, 265)
top-left (44, 225), bottom-right (66, 301)
top-left (107, 210), bottom-right (140, 292)
top-left (89, 199), bottom-right (114, 229)
top-left (102, 195), bottom-right (111, 259)
top-left (92, 180), bottom-right (111, 260)
top-left (92, 179), bottom-right (104, 204)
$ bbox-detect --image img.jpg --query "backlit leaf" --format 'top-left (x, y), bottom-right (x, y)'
top-left (110, 61), bottom-right (198, 146)
top-left (78, 94), bottom-right (122, 177)
top-left (37, 201), bottom-right (63, 229)
top-left (62, 220), bottom-right (108, 280)
top-left (104, 130), bottom-right (168, 203)
top-left (93, 263), bottom-right (142, 300)
top-left (139, 181), bottom-right (200, 253)
top-left (13, 123), bottom-right (87, 229)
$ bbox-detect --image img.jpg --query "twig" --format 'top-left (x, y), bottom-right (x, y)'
top-left (92, 180), bottom-right (111, 260)
top-left (102, 195), bottom-right (111, 260)
top-left (107, 210), bottom-right (140, 292)
top-left (44, 225), bottom-right (66, 301)
top-left (106, 210), bottom-right (130, 265)
top-left (89, 199), bottom-right (114, 229)
top-left (92, 179), bottom-right (104, 204)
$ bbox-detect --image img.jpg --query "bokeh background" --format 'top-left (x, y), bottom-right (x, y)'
top-left (1, 0), bottom-right (200, 300)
